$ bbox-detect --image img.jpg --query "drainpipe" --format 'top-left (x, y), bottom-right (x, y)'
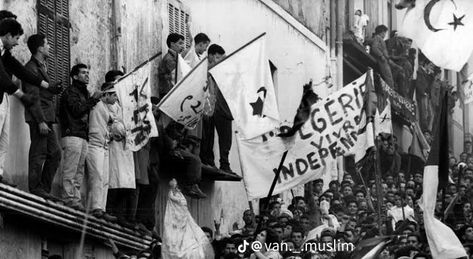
top-left (335, 0), bottom-right (345, 182)
top-left (336, 0), bottom-right (344, 89)
top-left (111, 0), bottom-right (122, 70)
top-left (330, 0), bottom-right (336, 59)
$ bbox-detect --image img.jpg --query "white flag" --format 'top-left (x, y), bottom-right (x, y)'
top-left (184, 45), bottom-right (205, 69)
top-left (115, 63), bottom-right (158, 151)
top-left (349, 73), bottom-right (392, 163)
top-left (177, 54), bottom-right (192, 82)
top-left (158, 58), bottom-right (209, 129)
top-left (210, 34), bottom-right (280, 140)
top-left (237, 75), bottom-right (367, 199)
top-left (374, 100), bottom-right (393, 136)
top-left (399, 0), bottom-right (473, 71)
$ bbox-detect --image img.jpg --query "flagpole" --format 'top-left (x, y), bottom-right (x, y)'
top-left (115, 51), bottom-right (162, 83)
top-left (355, 166), bottom-right (375, 213)
top-left (209, 32), bottom-right (266, 71)
top-left (264, 150), bottom-right (288, 207)
top-left (174, 52), bottom-right (179, 85)
top-left (367, 69), bottom-right (384, 236)
top-left (156, 56), bottom-right (209, 107)
top-left (396, 167), bottom-right (406, 221)
top-left (255, 150), bottom-right (288, 232)
top-left (373, 132), bottom-right (384, 236)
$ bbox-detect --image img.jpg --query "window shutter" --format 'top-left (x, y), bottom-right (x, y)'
top-left (168, 1), bottom-right (191, 49)
top-left (37, 0), bottom-right (70, 113)
top-left (168, 3), bottom-right (174, 33)
top-left (37, 0), bottom-right (70, 84)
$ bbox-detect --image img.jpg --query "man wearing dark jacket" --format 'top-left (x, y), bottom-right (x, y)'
top-left (59, 64), bottom-right (102, 210)
top-left (370, 25), bottom-right (395, 88)
top-left (200, 44), bottom-right (234, 173)
top-left (23, 34), bottom-right (62, 200)
top-left (0, 18), bottom-right (52, 101)
top-left (0, 18), bottom-right (55, 186)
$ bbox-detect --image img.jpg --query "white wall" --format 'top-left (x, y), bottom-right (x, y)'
top-left (180, 0), bottom-right (328, 234)
top-left (4, 0), bottom-right (37, 189)
top-left (354, 0), bottom-right (364, 13)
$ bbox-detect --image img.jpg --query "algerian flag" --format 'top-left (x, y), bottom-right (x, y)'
top-left (209, 33), bottom-right (280, 140)
top-left (176, 54), bottom-right (192, 82)
top-left (420, 91), bottom-right (467, 258)
top-left (399, 0), bottom-right (473, 71)
top-left (158, 58), bottom-right (209, 129)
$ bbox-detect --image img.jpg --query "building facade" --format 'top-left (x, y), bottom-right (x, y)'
top-left (0, 0), bottom-right (334, 258)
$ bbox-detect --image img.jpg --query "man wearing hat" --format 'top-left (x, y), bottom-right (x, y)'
top-left (85, 81), bottom-right (117, 221)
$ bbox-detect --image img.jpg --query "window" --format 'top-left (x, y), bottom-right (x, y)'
top-left (37, 0), bottom-right (70, 86)
top-left (168, 0), bottom-right (191, 48)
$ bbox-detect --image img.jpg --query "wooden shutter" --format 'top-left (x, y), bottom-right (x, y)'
top-left (37, 0), bottom-right (70, 86)
top-left (167, 1), bottom-right (191, 49)
top-left (37, 0), bottom-right (70, 115)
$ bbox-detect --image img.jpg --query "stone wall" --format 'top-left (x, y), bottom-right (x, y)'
top-left (70, 0), bottom-right (113, 91)
top-left (272, 0), bottom-right (329, 40)
top-left (3, 0), bottom-right (38, 190)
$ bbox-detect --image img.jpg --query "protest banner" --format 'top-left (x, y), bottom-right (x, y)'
top-left (158, 57), bottom-right (209, 129)
top-left (115, 62), bottom-right (158, 151)
top-left (238, 74), bottom-right (368, 199)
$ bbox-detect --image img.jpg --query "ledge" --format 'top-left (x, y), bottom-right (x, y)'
top-left (202, 165), bottom-right (243, 182)
top-left (0, 184), bottom-right (152, 251)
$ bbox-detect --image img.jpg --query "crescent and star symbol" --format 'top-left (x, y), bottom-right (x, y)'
top-left (250, 87), bottom-right (267, 117)
top-left (448, 14), bottom-right (465, 30)
top-left (424, 0), bottom-right (465, 32)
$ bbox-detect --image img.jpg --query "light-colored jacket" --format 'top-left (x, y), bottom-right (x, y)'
top-left (107, 102), bottom-right (135, 189)
top-left (88, 101), bottom-right (111, 148)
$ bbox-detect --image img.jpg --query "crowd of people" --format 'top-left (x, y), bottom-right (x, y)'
top-left (0, 4), bottom-right (472, 259)
top-left (199, 136), bottom-right (473, 259)
top-left (0, 9), bottom-right (231, 240)
top-left (0, 9), bottom-right (161, 258)
top-left (352, 18), bottom-right (456, 135)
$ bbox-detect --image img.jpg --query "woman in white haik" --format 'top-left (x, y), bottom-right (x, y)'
top-left (162, 178), bottom-right (214, 259)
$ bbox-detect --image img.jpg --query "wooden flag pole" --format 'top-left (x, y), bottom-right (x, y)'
top-left (255, 150), bottom-right (288, 232)
top-left (209, 32), bottom-right (266, 72)
top-left (174, 52), bottom-right (179, 85)
top-left (355, 166), bottom-right (376, 213)
top-left (373, 133), bottom-right (384, 236)
top-left (156, 56), bottom-right (209, 107)
top-left (115, 51), bottom-right (162, 83)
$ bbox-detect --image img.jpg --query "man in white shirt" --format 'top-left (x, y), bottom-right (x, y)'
top-left (183, 32), bottom-right (210, 140)
top-left (388, 192), bottom-right (416, 231)
top-left (184, 32), bottom-right (210, 68)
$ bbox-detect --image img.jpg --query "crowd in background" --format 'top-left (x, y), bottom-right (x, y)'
top-left (201, 136), bottom-right (473, 259)
top-left (0, 5), bottom-right (472, 259)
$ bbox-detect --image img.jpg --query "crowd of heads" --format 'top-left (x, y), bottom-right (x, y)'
top-left (201, 137), bottom-right (473, 258)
